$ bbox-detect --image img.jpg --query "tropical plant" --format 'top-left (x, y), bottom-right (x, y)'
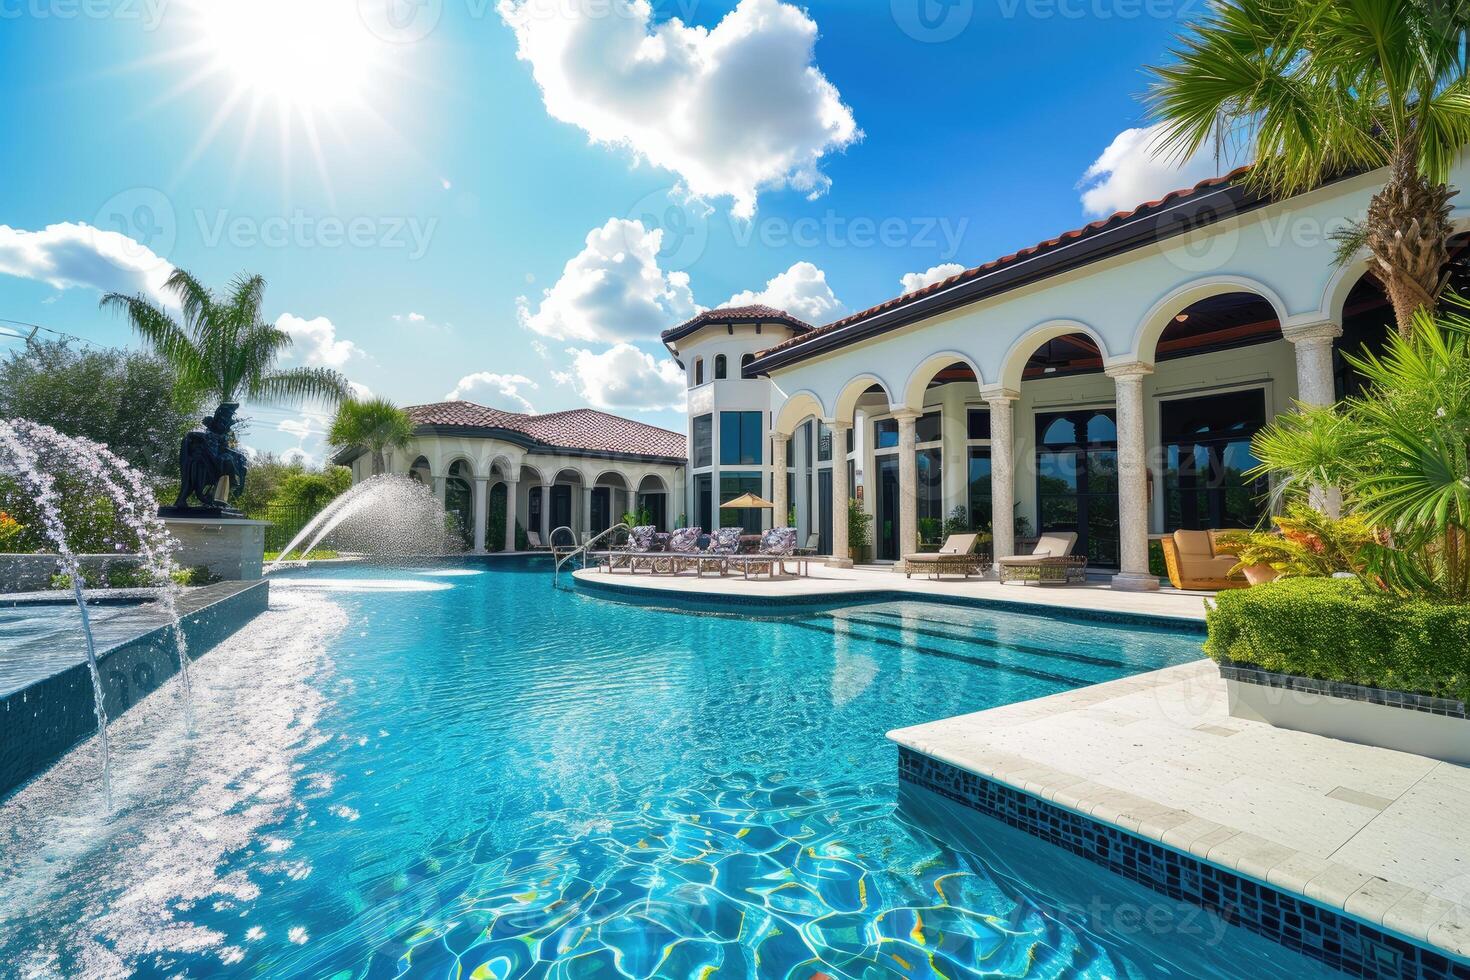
top-left (271, 468), bottom-right (352, 512)
top-left (327, 397), bottom-right (414, 475)
top-left (847, 498), bottom-right (873, 550)
top-left (0, 511), bottom-right (23, 553)
top-left (1214, 504), bottom-right (1376, 578)
top-left (620, 505), bottom-right (654, 528)
top-left (1247, 299), bottom-right (1470, 600)
top-left (101, 269), bottom-right (348, 407)
top-left (1145, 0), bottom-right (1470, 337)
top-left (942, 505), bottom-right (971, 538)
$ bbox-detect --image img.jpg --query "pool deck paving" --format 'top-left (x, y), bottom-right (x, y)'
top-left (570, 562), bottom-right (1211, 623)
top-left (573, 563), bottom-right (1470, 966)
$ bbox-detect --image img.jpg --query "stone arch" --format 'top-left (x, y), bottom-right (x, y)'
top-left (773, 390), bottom-right (826, 436)
top-left (486, 452), bottom-right (518, 481)
top-left (998, 320), bottom-right (1112, 391)
top-left (519, 463), bottom-right (547, 487)
top-left (637, 473), bottom-right (669, 493)
top-left (439, 453), bottom-right (476, 478)
top-left (832, 374), bottom-right (897, 425)
top-left (408, 455), bottom-right (432, 483)
top-left (900, 351), bottom-right (985, 412)
top-left (1133, 276), bottom-right (1289, 361)
top-left (1321, 213), bottom-right (1470, 325)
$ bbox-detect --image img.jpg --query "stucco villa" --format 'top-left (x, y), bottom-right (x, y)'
top-left (663, 158), bottom-right (1470, 589)
top-left (333, 403), bottom-right (686, 550)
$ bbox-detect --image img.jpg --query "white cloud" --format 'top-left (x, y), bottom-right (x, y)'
top-left (498, 0), bottom-right (859, 218)
top-left (562, 343), bottom-right (687, 412)
top-left (1078, 123), bottom-right (1221, 219)
top-left (518, 218), bottom-right (699, 343)
top-left (347, 381), bottom-right (374, 400)
top-left (0, 222), bottom-right (176, 306)
top-left (393, 312), bottom-right (426, 323)
top-left (276, 313), bottom-right (362, 369)
top-left (726, 261), bottom-right (843, 324)
top-left (278, 417), bottom-right (315, 441)
top-left (900, 263), bottom-right (966, 294)
top-left (445, 372), bottom-right (539, 414)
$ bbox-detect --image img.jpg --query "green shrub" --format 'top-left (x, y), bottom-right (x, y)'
top-left (1204, 577), bottom-right (1470, 701)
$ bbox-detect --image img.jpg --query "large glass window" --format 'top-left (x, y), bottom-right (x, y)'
top-left (1035, 409), bottom-right (1119, 566)
top-left (968, 449), bottom-right (991, 532)
top-left (720, 411), bottom-right (763, 466)
top-left (916, 411), bottom-right (942, 443)
top-left (967, 409), bottom-right (991, 440)
top-left (693, 414), bottom-right (712, 468)
top-left (694, 473), bottom-right (712, 531)
top-left (817, 422), bottom-right (833, 462)
top-left (1162, 389), bottom-right (1269, 531)
top-left (873, 418), bottom-right (899, 449)
top-left (714, 354), bottom-right (727, 380)
top-left (918, 448), bottom-right (943, 542)
top-left (720, 471), bottom-right (764, 533)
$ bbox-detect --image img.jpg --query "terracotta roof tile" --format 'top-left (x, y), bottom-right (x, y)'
top-left (662, 304), bottom-right (814, 342)
top-left (755, 166), bottom-right (1254, 361)
top-left (407, 403), bottom-right (686, 460)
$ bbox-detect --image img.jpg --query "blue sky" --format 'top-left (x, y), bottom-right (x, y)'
top-left (0, 0), bottom-right (1221, 464)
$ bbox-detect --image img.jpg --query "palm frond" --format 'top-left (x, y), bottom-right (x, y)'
top-left (251, 367), bottom-right (349, 406)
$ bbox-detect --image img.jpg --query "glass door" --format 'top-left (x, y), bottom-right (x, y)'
top-left (877, 455), bottom-right (900, 560)
top-left (1035, 410), bottom-right (1119, 567)
top-left (817, 469), bottom-right (833, 555)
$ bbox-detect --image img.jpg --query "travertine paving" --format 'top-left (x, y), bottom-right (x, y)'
top-left (889, 659), bottom-right (1470, 960)
top-left (571, 562), bottom-right (1210, 621)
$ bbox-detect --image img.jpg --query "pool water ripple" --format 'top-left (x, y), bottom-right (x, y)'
top-left (0, 561), bottom-right (1340, 978)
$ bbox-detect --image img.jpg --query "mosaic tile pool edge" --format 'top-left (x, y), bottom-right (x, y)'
top-left (897, 747), bottom-right (1470, 980)
top-left (0, 580), bottom-right (269, 800)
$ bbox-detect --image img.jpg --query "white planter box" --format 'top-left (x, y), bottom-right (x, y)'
top-left (1223, 667), bottom-right (1470, 764)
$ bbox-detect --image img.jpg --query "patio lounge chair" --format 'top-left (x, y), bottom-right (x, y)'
top-left (694, 528), bottom-right (743, 577)
top-left (903, 533), bottom-right (987, 580)
top-left (793, 532), bottom-right (821, 556)
top-left (664, 526), bottom-right (704, 574)
top-left (1160, 529), bottom-right (1249, 591)
top-left (526, 530), bottom-right (549, 551)
top-left (996, 532), bottom-right (1087, 585)
top-left (599, 525), bottom-right (656, 572)
top-left (727, 527), bottom-right (807, 579)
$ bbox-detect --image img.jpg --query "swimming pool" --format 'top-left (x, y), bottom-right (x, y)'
top-left (0, 559), bottom-right (1340, 977)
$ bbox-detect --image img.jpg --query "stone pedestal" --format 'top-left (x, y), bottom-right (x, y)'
top-left (162, 516), bottom-right (269, 581)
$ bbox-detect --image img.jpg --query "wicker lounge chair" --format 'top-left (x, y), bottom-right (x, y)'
top-left (526, 530), bottom-right (549, 550)
top-left (694, 528), bottom-right (743, 576)
top-left (725, 527), bottom-right (806, 579)
top-left (664, 527), bottom-right (704, 574)
top-left (599, 525), bottom-right (656, 572)
top-left (793, 532), bottom-right (821, 557)
top-left (996, 532), bottom-right (1087, 584)
top-left (903, 533), bottom-right (987, 580)
top-left (1160, 529), bottom-right (1250, 591)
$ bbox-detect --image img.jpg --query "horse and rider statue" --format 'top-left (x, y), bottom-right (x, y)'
top-left (159, 403), bottom-right (250, 517)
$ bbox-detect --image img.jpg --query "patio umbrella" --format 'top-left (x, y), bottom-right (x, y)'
top-left (721, 493), bottom-right (775, 510)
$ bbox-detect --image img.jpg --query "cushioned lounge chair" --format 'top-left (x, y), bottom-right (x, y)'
top-left (997, 532), bottom-right (1086, 585)
top-left (725, 527), bottom-right (806, 579)
top-left (526, 531), bottom-right (549, 551)
top-left (694, 528), bottom-right (743, 577)
top-left (903, 533), bottom-right (987, 580)
top-left (663, 527), bottom-right (704, 574)
top-left (1160, 529), bottom-right (1249, 591)
top-left (599, 525), bottom-right (656, 572)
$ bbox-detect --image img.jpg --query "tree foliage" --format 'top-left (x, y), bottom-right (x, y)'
top-left (0, 337), bottom-right (203, 479)
top-left (327, 397), bottom-right (414, 475)
top-left (100, 269), bottom-right (349, 409)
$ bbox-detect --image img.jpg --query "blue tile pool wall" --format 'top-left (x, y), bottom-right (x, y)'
top-left (897, 747), bottom-right (1470, 980)
top-left (0, 581), bottom-right (269, 799)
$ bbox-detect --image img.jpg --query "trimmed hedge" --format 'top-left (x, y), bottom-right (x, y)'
top-left (1204, 577), bottom-right (1470, 703)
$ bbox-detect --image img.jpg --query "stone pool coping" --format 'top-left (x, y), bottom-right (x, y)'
top-left (0, 579), bottom-right (268, 799)
top-left (570, 564), bottom-right (1209, 628)
top-left (889, 659), bottom-right (1470, 972)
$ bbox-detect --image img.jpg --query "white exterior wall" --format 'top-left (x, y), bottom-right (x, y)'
top-left (674, 321), bottom-right (804, 531)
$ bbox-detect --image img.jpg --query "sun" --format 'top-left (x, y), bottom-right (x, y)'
top-left (190, 0), bottom-right (381, 111)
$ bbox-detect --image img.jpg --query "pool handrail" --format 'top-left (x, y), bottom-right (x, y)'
top-left (552, 523), bottom-right (631, 587)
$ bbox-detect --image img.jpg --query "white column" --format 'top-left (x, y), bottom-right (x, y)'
top-left (582, 486), bottom-right (594, 539)
top-left (983, 388), bottom-right (1018, 565)
top-left (894, 410), bottom-right (920, 563)
top-left (829, 421), bottom-right (853, 568)
top-left (471, 477), bottom-right (489, 553)
top-left (433, 475), bottom-right (447, 506)
top-left (539, 483), bottom-right (552, 541)
top-left (1106, 362), bottom-right (1158, 591)
top-left (1284, 320), bottom-right (1344, 515)
top-left (504, 479), bottom-right (519, 551)
top-left (771, 435), bottom-right (788, 528)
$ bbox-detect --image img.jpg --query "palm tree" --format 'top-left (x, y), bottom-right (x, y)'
top-left (101, 269), bottom-right (349, 408)
top-left (1146, 0), bottom-right (1470, 338)
top-left (327, 397), bottom-right (414, 475)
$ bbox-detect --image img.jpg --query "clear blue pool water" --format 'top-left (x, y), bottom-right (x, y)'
top-left (0, 559), bottom-right (1341, 978)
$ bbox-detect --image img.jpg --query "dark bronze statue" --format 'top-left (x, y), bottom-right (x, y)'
top-left (160, 403), bottom-right (249, 517)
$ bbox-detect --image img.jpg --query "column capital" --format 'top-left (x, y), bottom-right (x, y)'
top-left (1104, 359), bottom-right (1154, 381)
top-left (889, 408), bottom-right (923, 423)
top-left (822, 418), bottom-right (853, 432)
top-left (979, 385), bottom-right (1020, 404)
top-left (1281, 317), bottom-right (1343, 345)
